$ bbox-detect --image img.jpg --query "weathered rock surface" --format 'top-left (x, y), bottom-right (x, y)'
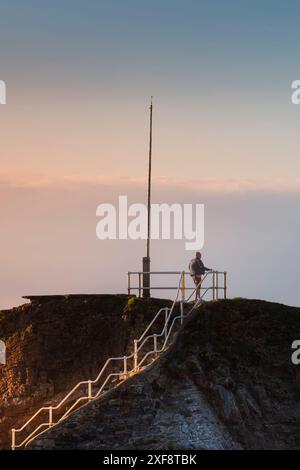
top-left (0, 294), bottom-right (172, 449)
top-left (29, 299), bottom-right (300, 450)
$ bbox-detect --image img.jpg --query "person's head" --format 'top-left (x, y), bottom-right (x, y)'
top-left (196, 251), bottom-right (202, 259)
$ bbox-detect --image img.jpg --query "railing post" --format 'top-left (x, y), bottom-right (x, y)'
top-left (127, 272), bottom-right (131, 295)
top-left (138, 272), bottom-right (141, 298)
top-left (123, 356), bottom-right (127, 376)
top-left (224, 271), bottom-right (227, 299)
top-left (134, 339), bottom-right (138, 371)
top-left (164, 308), bottom-right (169, 342)
top-left (180, 271), bottom-right (185, 303)
top-left (216, 271), bottom-right (219, 300)
top-left (49, 406), bottom-right (53, 426)
top-left (12, 429), bottom-right (15, 450)
top-left (153, 334), bottom-right (158, 356)
top-left (212, 271), bottom-right (216, 300)
top-left (88, 380), bottom-right (92, 400)
top-left (180, 271), bottom-right (185, 324)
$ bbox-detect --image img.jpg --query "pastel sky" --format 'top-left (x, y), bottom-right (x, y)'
top-left (0, 1), bottom-right (300, 309)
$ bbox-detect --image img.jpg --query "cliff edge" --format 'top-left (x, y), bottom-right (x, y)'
top-left (0, 294), bottom-right (171, 449)
top-left (28, 298), bottom-right (300, 450)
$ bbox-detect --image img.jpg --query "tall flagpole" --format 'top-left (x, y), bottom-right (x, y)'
top-left (143, 97), bottom-right (153, 298)
top-left (147, 96), bottom-right (153, 258)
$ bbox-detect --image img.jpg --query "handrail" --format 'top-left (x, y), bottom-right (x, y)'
top-left (128, 270), bottom-right (227, 296)
top-left (136, 307), bottom-right (168, 343)
top-left (137, 273), bottom-right (182, 343)
top-left (11, 270), bottom-right (226, 450)
top-left (186, 271), bottom-right (211, 302)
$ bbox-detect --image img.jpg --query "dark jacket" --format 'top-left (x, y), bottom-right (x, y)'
top-left (189, 258), bottom-right (210, 277)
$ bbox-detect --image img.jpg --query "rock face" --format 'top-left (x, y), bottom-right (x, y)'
top-left (0, 294), bottom-right (172, 450)
top-left (28, 299), bottom-right (300, 450)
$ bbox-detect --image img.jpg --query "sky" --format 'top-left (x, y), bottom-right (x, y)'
top-left (0, 0), bottom-right (300, 309)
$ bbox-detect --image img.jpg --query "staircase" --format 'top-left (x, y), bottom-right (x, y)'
top-left (11, 270), bottom-right (226, 450)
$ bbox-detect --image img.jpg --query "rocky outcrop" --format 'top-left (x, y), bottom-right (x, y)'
top-left (0, 294), bottom-right (172, 449)
top-left (29, 299), bottom-right (300, 450)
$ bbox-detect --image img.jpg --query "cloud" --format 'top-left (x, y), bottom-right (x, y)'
top-left (1, 171), bottom-right (300, 194)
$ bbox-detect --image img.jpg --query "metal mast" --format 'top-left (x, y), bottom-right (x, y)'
top-left (147, 96), bottom-right (153, 258)
top-left (143, 97), bottom-right (153, 298)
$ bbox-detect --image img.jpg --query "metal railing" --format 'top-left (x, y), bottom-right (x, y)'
top-left (128, 270), bottom-right (227, 300)
top-left (11, 270), bottom-right (226, 450)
